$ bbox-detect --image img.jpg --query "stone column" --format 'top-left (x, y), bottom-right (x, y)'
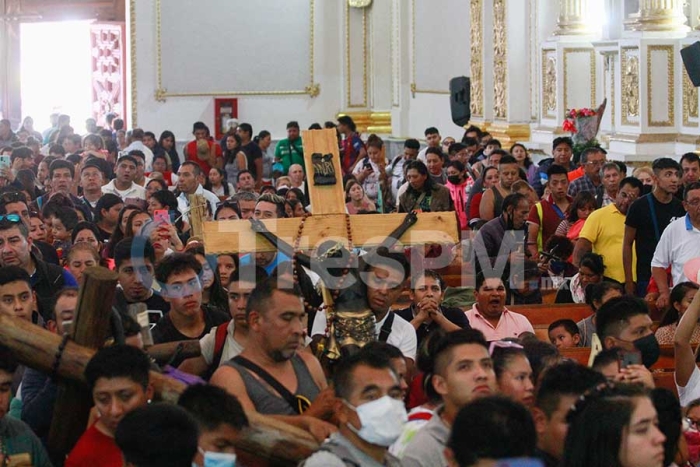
top-left (627, 0), bottom-right (689, 32)
top-left (554, 0), bottom-right (593, 36)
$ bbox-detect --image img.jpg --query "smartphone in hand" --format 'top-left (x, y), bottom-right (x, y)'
top-left (154, 209), bottom-right (170, 225)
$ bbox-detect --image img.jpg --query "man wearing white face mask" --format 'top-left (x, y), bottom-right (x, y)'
top-left (301, 350), bottom-right (407, 467)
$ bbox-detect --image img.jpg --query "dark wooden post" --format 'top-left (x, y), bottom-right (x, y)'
top-left (47, 266), bottom-right (119, 466)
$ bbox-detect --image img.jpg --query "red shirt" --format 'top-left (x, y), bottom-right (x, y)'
top-left (527, 194), bottom-right (571, 249)
top-left (65, 423), bottom-right (123, 467)
top-left (184, 139), bottom-right (222, 174)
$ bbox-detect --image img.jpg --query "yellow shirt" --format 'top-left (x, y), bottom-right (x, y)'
top-left (579, 203), bottom-right (635, 283)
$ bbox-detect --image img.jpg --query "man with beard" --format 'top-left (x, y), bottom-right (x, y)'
top-left (211, 278), bottom-right (336, 442)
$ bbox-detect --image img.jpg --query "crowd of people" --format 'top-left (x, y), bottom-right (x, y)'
top-left (0, 112), bottom-right (699, 466)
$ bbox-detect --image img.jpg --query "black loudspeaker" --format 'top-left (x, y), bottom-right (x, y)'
top-left (681, 42), bottom-right (700, 87)
top-left (450, 76), bottom-right (471, 127)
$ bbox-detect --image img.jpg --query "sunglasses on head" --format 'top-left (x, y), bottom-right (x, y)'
top-left (0, 214), bottom-right (22, 223)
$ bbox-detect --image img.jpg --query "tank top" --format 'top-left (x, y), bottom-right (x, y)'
top-left (491, 186), bottom-right (505, 217)
top-left (224, 353), bottom-right (321, 415)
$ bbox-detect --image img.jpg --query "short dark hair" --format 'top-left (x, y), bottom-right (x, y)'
top-left (596, 296), bottom-right (650, 340)
top-left (585, 281), bottom-right (623, 310)
top-left (237, 169), bottom-right (252, 182)
top-left (127, 150), bottom-right (145, 164)
top-left (404, 138), bottom-right (420, 150)
top-left (245, 276), bottom-right (301, 318)
top-left (684, 181), bottom-right (700, 200)
top-left (651, 157), bottom-right (680, 174)
top-left (424, 127), bottom-right (439, 136)
top-left (48, 144), bottom-right (66, 157)
top-left (547, 163), bottom-right (570, 178)
top-left (49, 159), bottom-right (75, 180)
top-left (192, 121), bottom-right (208, 133)
top-left (180, 160), bottom-right (202, 176)
top-left (362, 341), bottom-right (404, 361)
top-left (427, 329), bottom-right (488, 377)
top-left (498, 155), bottom-right (518, 166)
top-left (155, 252), bottom-right (202, 284)
top-left (552, 136), bottom-right (573, 151)
top-left (411, 269), bottom-right (444, 291)
top-left (149, 189), bottom-right (178, 211)
top-left (501, 192), bottom-right (528, 214)
top-left (0, 265), bottom-right (31, 289)
top-left (178, 384), bottom-right (249, 432)
top-left (446, 160), bottom-right (465, 172)
top-left (286, 121), bottom-right (300, 130)
top-left (619, 176), bottom-right (643, 193)
top-left (332, 346), bottom-right (395, 399)
top-left (256, 192), bottom-right (286, 218)
top-left (115, 404), bottom-right (198, 467)
top-left (548, 319), bottom-right (580, 337)
top-left (425, 146), bottom-right (443, 159)
top-left (10, 146), bottom-right (32, 164)
top-left (592, 347), bottom-right (622, 372)
top-left (0, 217), bottom-right (28, 238)
top-left (680, 152), bottom-right (700, 166)
top-left (535, 361), bottom-right (605, 417)
top-left (0, 345), bottom-right (18, 375)
top-left (237, 123), bottom-right (253, 136)
top-left (462, 136), bottom-right (479, 147)
top-left (229, 264), bottom-right (268, 285)
top-left (579, 252), bottom-right (605, 275)
top-left (117, 154), bottom-right (138, 167)
top-left (448, 396), bottom-right (536, 466)
top-left (448, 143), bottom-right (467, 155)
top-left (475, 271), bottom-right (504, 291)
top-left (84, 344), bottom-right (151, 392)
top-left (54, 206), bottom-right (79, 232)
top-left (95, 193), bottom-right (123, 223)
top-left (114, 237), bottom-right (156, 270)
top-left (337, 115), bottom-right (356, 132)
top-left (366, 246), bottom-right (411, 283)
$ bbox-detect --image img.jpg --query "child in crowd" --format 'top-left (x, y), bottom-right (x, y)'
top-left (51, 205), bottom-right (79, 259)
top-left (548, 319), bottom-right (582, 350)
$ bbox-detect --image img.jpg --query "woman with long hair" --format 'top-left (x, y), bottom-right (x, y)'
top-left (185, 244), bottom-right (229, 315)
top-left (555, 191), bottom-right (597, 242)
top-left (467, 165), bottom-right (499, 223)
top-left (655, 282), bottom-right (700, 345)
top-left (345, 180), bottom-right (376, 214)
top-left (555, 252), bottom-right (612, 305)
top-left (207, 167), bottom-right (234, 200)
top-left (104, 205), bottom-right (139, 258)
top-left (510, 143), bottom-right (538, 184)
top-left (158, 130), bottom-right (181, 172)
top-left (254, 130), bottom-right (274, 184)
top-left (223, 133), bottom-right (246, 188)
top-left (562, 383), bottom-right (665, 467)
top-left (490, 342), bottom-right (535, 408)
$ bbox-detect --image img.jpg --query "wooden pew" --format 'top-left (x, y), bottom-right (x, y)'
top-left (558, 345), bottom-right (676, 372)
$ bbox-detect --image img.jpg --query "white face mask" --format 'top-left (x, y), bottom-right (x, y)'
top-left (194, 449), bottom-right (237, 467)
top-left (344, 395), bottom-right (408, 447)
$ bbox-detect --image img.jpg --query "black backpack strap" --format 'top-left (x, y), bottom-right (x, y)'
top-left (232, 356), bottom-right (302, 414)
top-left (378, 312), bottom-right (395, 343)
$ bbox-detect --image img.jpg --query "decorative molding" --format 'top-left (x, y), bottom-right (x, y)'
top-left (621, 47), bottom-right (640, 125)
top-left (390, 0), bottom-right (399, 107)
top-left (410, 0), bottom-right (450, 97)
top-left (610, 132), bottom-right (679, 143)
top-left (346, 0), bottom-right (369, 108)
top-left (646, 45), bottom-right (674, 127)
top-left (563, 48), bottom-right (596, 113)
top-left (626, 0), bottom-right (689, 32)
top-left (153, 0), bottom-right (319, 101)
top-left (129, 0), bottom-right (136, 126)
top-left (683, 61), bottom-right (699, 127)
top-left (554, 0), bottom-right (593, 36)
top-left (493, 0), bottom-right (507, 120)
top-left (530, 0), bottom-right (538, 121)
top-left (542, 49), bottom-right (557, 118)
top-left (470, 0), bottom-right (484, 117)
top-left (336, 111), bottom-right (391, 134)
top-left (487, 123), bottom-right (531, 145)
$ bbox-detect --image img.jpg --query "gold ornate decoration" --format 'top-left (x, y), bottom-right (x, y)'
top-left (470, 0), bottom-right (484, 117)
top-left (611, 52), bottom-right (616, 127)
top-left (410, 0), bottom-right (450, 97)
top-left (349, 0), bottom-right (372, 7)
top-left (562, 48), bottom-right (596, 115)
top-left (129, 0), bottom-right (137, 126)
top-left (488, 123), bottom-right (531, 145)
top-left (345, 1), bottom-right (369, 108)
top-left (626, 0), bottom-right (689, 32)
top-left (553, 0), bottom-right (593, 36)
top-left (493, 0), bottom-right (507, 120)
top-left (621, 47), bottom-right (640, 125)
top-left (336, 111), bottom-right (392, 134)
top-left (542, 50), bottom-right (557, 117)
top-left (153, 0), bottom-right (319, 100)
top-left (647, 45), bottom-right (675, 127)
top-left (683, 67), bottom-right (699, 128)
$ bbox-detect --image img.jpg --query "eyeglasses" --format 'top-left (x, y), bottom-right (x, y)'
top-left (0, 214), bottom-right (22, 223)
top-left (585, 160), bottom-right (606, 167)
top-left (686, 198), bottom-right (700, 207)
top-left (488, 340), bottom-right (524, 356)
top-left (685, 417), bottom-right (700, 431)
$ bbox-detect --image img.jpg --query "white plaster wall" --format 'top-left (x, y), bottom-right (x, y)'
top-left (131, 0), bottom-right (342, 141)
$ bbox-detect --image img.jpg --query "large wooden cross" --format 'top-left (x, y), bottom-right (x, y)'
top-left (203, 129), bottom-right (459, 255)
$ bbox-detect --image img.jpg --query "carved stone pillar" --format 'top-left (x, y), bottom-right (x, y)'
top-left (627, 0), bottom-right (689, 32)
top-left (554, 0), bottom-right (593, 36)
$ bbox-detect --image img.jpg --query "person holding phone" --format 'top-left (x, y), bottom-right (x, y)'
top-left (352, 135), bottom-right (391, 212)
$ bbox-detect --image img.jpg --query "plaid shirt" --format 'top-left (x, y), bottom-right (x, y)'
top-left (568, 174), bottom-right (598, 197)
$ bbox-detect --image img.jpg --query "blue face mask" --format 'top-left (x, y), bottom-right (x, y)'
top-left (194, 449), bottom-right (236, 467)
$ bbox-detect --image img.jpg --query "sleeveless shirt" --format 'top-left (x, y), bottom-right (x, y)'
top-left (224, 353), bottom-right (321, 415)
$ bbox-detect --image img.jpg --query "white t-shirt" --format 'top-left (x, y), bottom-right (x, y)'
top-left (651, 214), bottom-right (700, 285)
top-left (199, 321), bottom-right (244, 366)
top-left (311, 311), bottom-right (417, 360)
top-left (677, 364), bottom-right (700, 407)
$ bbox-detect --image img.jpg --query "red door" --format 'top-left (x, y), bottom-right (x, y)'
top-left (89, 22), bottom-right (126, 127)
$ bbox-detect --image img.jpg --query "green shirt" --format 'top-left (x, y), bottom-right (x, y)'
top-left (0, 416), bottom-right (52, 466)
top-left (274, 137), bottom-right (305, 174)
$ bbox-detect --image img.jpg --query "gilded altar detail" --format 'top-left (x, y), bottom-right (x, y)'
top-left (542, 51), bottom-right (557, 117)
top-left (493, 0), bottom-right (507, 120)
top-left (470, 0), bottom-right (483, 117)
top-left (621, 48), bottom-right (640, 125)
top-left (683, 66), bottom-right (699, 128)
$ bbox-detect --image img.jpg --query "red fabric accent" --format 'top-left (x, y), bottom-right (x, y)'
top-left (407, 372), bottom-right (428, 409)
top-left (185, 139), bottom-right (222, 174)
top-left (408, 411), bottom-right (434, 422)
top-left (65, 424), bottom-right (123, 467)
top-left (568, 166), bottom-right (584, 182)
top-left (469, 192), bottom-right (484, 221)
top-left (211, 321), bottom-right (231, 368)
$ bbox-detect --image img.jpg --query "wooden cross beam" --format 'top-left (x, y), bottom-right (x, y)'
top-left (204, 128), bottom-right (459, 254)
top-left (0, 309), bottom-right (319, 466)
